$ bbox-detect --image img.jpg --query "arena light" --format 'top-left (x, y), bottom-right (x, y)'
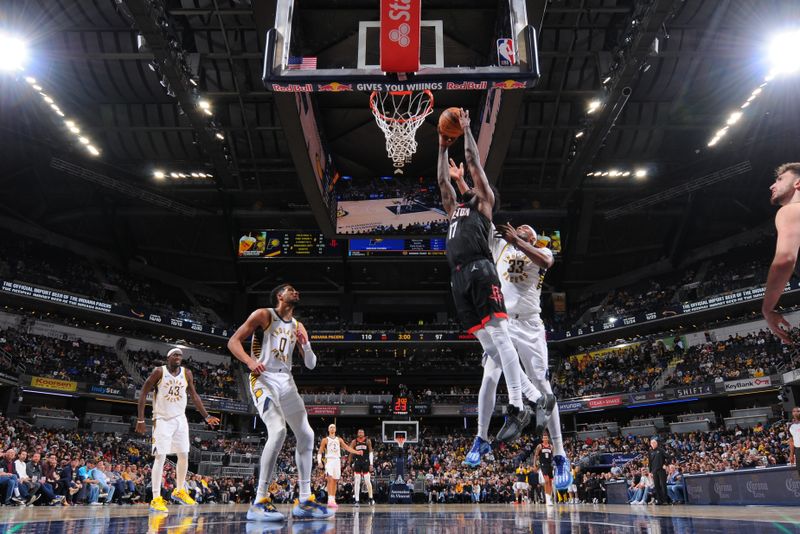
top-left (575, 131), bottom-right (584, 139)
top-left (215, 132), bottom-right (224, 140)
top-left (635, 169), bottom-right (647, 178)
top-left (768, 29), bottom-right (800, 76)
top-left (587, 99), bottom-right (602, 114)
top-left (156, 169), bottom-right (214, 181)
top-left (86, 144), bottom-right (100, 156)
top-left (0, 33), bottom-right (28, 72)
top-left (588, 167), bottom-right (649, 179)
top-left (726, 111), bottom-right (742, 125)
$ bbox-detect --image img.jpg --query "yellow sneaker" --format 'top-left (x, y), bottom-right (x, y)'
top-left (171, 488), bottom-right (197, 506)
top-left (149, 495), bottom-right (169, 513)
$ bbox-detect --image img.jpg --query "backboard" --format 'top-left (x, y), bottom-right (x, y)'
top-left (381, 420), bottom-right (419, 444)
top-left (263, 0), bottom-right (539, 93)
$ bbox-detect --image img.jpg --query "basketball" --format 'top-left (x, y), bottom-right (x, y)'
top-left (438, 107), bottom-right (464, 139)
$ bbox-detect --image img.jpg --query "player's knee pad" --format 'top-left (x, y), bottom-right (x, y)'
top-left (363, 473), bottom-right (371, 485)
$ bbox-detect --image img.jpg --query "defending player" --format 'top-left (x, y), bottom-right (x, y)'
top-left (763, 163), bottom-right (800, 342)
top-left (227, 284), bottom-right (332, 521)
top-left (136, 347), bottom-right (220, 513)
top-left (349, 429), bottom-right (375, 506)
top-left (448, 164), bottom-right (562, 481)
top-left (788, 406), bottom-right (800, 472)
top-left (534, 432), bottom-right (555, 507)
top-left (317, 424), bottom-right (363, 509)
top-left (437, 109), bottom-right (549, 443)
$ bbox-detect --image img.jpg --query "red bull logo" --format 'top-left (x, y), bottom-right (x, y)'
top-left (271, 83), bottom-right (314, 93)
top-left (318, 82), bottom-right (353, 92)
top-left (493, 79), bottom-right (527, 90)
top-left (446, 81), bottom-right (488, 91)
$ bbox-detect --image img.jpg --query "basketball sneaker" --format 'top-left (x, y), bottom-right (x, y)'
top-left (149, 495), bottom-right (169, 513)
top-left (496, 404), bottom-right (532, 442)
top-left (553, 455), bottom-right (574, 490)
top-left (531, 393), bottom-right (557, 436)
top-left (171, 488), bottom-right (197, 506)
top-left (292, 495), bottom-right (334, 520)
top-left (247, 496), bottom-right (285, 522)
top-left (462, 436), bottom-right (492, 468)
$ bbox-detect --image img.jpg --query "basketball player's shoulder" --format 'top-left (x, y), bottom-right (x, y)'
top-left (776, 202), bottom-right (800, 223)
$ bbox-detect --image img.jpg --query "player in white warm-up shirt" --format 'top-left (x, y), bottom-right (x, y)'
top-left (228, 283), bottom-right (334, 522)
top-left (788, 406), bottom-right (800, 474)
top-left (137, 347), bottom-right (219, 513)
top-left (317, 424), bottom-right (362, 509)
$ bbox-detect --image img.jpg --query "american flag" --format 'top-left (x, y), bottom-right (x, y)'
top-left (287, 56), bottom-right (317, 70)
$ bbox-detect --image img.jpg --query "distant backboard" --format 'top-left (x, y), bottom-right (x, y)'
top-left (381, 420), bottom-right (419, 444)
top-left (263, 0), bottom-right (539, 92)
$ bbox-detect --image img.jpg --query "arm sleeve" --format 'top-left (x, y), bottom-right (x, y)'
top-left (302, 343), bottom-right (316, 370)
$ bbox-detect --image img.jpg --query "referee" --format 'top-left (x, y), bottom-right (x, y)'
top-left (648, 437), bottom-right (669, 505)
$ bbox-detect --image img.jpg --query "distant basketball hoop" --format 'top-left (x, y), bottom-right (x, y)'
top-left (369, 90), bottom-right (434, 173)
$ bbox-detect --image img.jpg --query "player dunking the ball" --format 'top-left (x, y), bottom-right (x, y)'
top-left (349, 429), bottom-right (375, 506)
top-left (136, 347), bottom-right (220, 513)
top-left (316, 424), bottom-right (363, 509)
top-left (227, 284), bottom-right (333, 521)
top-left (437, 108), bottom-right (549, 443)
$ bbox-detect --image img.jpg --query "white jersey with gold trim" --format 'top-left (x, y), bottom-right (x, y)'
top-left (252, 308), bottom-right (298, 373)
top-left (489, 224), bottom-right (553, 315)
top-left (326, 436), bottom-right (342, 461)
top-left (153, 365), bottom-right (188, 421)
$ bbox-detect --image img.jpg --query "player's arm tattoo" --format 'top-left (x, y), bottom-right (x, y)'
top-left (437, 146), bottom-right (457, 216)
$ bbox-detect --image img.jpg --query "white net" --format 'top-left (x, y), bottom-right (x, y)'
top-left (369, 90), bottom-right (434, 171)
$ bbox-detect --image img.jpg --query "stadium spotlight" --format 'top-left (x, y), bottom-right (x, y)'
top-left (86, 145), bottom-right (100, 156)
top-left (153, 170), bottom-right (165, 180)
top-left (726, 111), bottom-right (743, 125)
top-left (587, 99), bottom-right (601, 114)
top-left (768, 29), bottom-right (800, 76)
top-left (634, 169), bottom-right (647, 178)
top-left (0, 33), bottom-right (28, 72)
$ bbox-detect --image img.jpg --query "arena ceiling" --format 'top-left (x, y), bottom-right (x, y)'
top-left (1, 0), bottom-right (800, 301)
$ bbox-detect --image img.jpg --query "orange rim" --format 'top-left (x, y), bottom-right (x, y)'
top-left (369, 89), bottom-right (434, 124)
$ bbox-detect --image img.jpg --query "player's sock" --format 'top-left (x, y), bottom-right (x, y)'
top-left (354, 474), bottom-right (361, 502)
top-left (520, 373), bottom-right (542, 403)
top-left (549, 404), bottom-right (566, 457)
top-left (175, 453), bottom-right (188, 493)
top-left (477, 353), bottom-right (501, 441)
top-left (364, 474), bottom-right (373, 498)
top-left (151, 454), bottom-right (166, 500)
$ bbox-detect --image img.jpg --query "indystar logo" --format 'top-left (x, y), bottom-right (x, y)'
top-left (713, 481), bottom-right (733, 498)
top-left (745, 480), bottom-right (768, 498)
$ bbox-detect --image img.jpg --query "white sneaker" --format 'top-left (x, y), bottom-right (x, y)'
top-left (545, 495), bottom-right (553, 507)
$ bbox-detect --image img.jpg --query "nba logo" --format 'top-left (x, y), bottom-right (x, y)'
top-left (497, 38), bottom-right (516, 66)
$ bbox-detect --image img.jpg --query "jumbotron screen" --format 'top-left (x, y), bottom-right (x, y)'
top-left (348, 238), bottom-right (446, 257)
top-left (237, 231), bottom-right (343, 258)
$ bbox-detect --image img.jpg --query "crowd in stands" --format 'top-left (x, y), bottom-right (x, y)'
top-left (664, 329), bottom-right (794, 387)
top-left (553, 340), bottom-right (669, 398)
top-left (564, 239), bottom-right (785, 333)
top-left (0, 328), bottom-right (133, 392)
top-left (0, 231), bottom-right (228, 331)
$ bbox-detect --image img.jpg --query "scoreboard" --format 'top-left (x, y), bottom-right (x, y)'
top-left (348, 238), bottom-right (446, 257)
top-left (237, 230), bottom-right (342, 258)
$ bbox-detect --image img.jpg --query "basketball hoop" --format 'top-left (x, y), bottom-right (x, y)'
top-left (369, 90), bottom-right (434, 172)
top-left (395, 436), bottom-right (406, 449)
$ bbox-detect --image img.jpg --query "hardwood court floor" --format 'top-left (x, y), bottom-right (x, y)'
top-left (337, 198), bottom-right (446, 233)
top-left (1, 502), bottom-right (799, 533)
